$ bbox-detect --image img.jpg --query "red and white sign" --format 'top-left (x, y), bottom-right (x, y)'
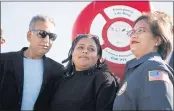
top-left (72, 1), bottom-right (151, 82)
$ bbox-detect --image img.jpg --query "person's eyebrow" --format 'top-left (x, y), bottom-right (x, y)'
top-left (77, 44), bottom-right (96, 48)
top-left (77, 44), bottom-right (84, 46)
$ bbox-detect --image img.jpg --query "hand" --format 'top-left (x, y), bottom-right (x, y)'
top-left (0, 37), bottom-right (5, 44)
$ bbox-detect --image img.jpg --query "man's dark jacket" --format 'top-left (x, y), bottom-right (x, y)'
top-left (0, 47), bottom-right (65, 111)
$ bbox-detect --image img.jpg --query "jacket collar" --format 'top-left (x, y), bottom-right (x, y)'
top-left (20, 47), bottom-right (46, 59)
top-left (127, 52), bottom-right (162, 69)
top-left (13, 47), bottom-right (49, 95)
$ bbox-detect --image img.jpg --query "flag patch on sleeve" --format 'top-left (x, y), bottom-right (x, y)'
top-left (148, 70), bottom-right (169, 83)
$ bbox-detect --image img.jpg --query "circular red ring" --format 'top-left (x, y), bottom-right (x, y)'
top-left (102, 17), bottom-right (133, 51)
top-left (72, 1), bottom-right (151, 82)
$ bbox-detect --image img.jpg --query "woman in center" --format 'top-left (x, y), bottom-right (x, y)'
top-left (51, 34), bottom-right (119, 111)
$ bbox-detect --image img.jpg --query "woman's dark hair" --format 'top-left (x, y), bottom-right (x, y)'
top-left (134, 11), bottom-right (173, 60)
top-left (62, 34), bottom-right (108, 76)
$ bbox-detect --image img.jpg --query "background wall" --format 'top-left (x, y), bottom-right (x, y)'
top-left (1, 2), bottom-right (173, 64)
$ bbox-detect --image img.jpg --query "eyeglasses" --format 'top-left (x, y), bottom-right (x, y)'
top-left (127, 27), bottom-right (149, 37)
top-left (76, 34), bottom-right (99, 40)
top-left (31, 29), bottom-right (57, 41)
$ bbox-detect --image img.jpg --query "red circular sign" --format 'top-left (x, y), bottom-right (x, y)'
top-left (72, 1), bottom-right (151, 82)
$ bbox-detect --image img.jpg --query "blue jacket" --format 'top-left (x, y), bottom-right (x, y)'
top-left (113, 52), bottom-right (173, 110)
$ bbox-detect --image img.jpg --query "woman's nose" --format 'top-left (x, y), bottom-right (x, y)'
top-left (131, 31), bottom-right (139, 38)
top-left (82, 49), bottom-right (88, 54)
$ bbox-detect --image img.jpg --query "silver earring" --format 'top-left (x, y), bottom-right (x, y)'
top-left (155, 43), bottom-right (158, 46)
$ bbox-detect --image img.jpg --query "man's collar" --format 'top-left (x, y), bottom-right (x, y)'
top-left (19, 47), bottom-right (46, 59)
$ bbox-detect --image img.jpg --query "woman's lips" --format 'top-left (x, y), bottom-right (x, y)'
top-left (131, 41), bottom-right (139, 44)
top-left (79, 55), bottom-right (89, 59)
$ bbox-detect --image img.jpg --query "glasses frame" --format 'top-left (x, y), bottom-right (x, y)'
top-left (31, 29), bottom-right (57, 41)
top-left (127, 27), bottom-right (150, 37)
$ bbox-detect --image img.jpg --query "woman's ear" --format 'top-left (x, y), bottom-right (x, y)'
top-left (99, 57), bottom-right (105, 63)
top-left (155, 36), bottom-right (162, 46)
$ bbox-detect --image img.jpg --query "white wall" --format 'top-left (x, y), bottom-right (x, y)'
top-left (1, 2), bottom-right (173, 64)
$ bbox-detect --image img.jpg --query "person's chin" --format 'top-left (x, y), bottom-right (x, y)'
top-left (39, 49), bottom-right (49, 55)
top-left (80, 64), bottom-right (90, 69)
top-left (130, 47), bottom-right (139, 55)
top-left (130, 46), bottom-right (137, 52)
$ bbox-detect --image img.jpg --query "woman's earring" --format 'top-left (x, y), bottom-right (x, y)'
top-left (155, 43), bottom-right (158, 46)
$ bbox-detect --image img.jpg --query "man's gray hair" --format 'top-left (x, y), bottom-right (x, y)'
top-left (29, 15), bottom-right (55, 30)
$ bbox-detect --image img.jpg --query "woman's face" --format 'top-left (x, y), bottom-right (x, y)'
top-left (72, 37), bottom-right (99, 71)
top-left (129, 19), bottom-right (158, 59)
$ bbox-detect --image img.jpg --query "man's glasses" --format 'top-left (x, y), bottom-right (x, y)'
top-left (127, 27), bottom-right (149, 37)
top-left (31, 29), bottom-right (57, 41)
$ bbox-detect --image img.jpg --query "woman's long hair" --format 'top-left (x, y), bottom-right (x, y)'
top-left (62, 34), bottom-right (108, 77)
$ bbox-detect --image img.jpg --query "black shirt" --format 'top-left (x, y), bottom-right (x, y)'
top-left (51, 68), bottom-right (118, 111)
top-left (113, 52), bottom-right (173, 110)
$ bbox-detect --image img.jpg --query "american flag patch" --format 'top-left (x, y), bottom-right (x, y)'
top-left (148, 70), bottom-right (169, 83)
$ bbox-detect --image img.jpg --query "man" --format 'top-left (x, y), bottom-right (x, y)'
top-left (0, 15), bottom-right (65, 110)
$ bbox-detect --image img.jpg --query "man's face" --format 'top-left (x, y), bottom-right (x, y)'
top-left (27, 20), bottom-right (56, 56)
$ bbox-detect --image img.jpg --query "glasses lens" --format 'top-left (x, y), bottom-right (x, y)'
top-left (127, 30), bottom-right (133, 37)
top-left (36, 30), bottom-right (57, 41)
top-left (38, 30), bottom-right (47, 38)
top-left (49, 33), bottom-right (57, 41)
top-left (137, 27), bottom-right (146, 33)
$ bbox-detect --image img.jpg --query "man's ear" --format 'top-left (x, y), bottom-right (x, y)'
top-left (27, 31), bottom-right (32, 41)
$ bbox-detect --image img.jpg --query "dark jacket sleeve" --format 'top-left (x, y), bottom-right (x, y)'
top-left (0, 54), bottom-right (4, 85)
top-left (47, 59), bottom-right (65, 97)
top-left (0, 53), bottom-right (8, 92)
top-left (51, 62), bottom-right (65, 91)
top-left (0, 52), bottom-right (15, 109)
top-left (138, 61), bottom-right (173, 110)
top-left (95, 71), bottom-right (118, 111)
top-left (51, 61), bottom-right (65, 79)
top-left (34, 58), bottom-right (65, 111)
top-left (0, 53), bottom-right (4, 108)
